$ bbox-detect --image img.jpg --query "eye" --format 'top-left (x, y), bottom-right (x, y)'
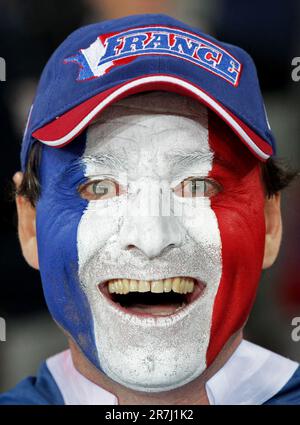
top-left (173, 177), bottom-right (220, 198)
top-left (79, 179), bottom-right (125, 200)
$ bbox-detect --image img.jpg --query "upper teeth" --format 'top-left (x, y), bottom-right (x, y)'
top-left (107, 277), bottom-right (195, 294)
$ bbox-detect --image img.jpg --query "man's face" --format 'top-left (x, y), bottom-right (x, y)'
top-left (36, 93), bottom-right (265, 392)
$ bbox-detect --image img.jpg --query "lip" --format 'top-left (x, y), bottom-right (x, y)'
top-left (98, 277), bottom-right (206, 319)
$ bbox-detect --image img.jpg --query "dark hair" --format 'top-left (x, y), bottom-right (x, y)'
top-left (16, 142), bottom-right (41, 206)
top-left (16, 141), bottom-right (298, 207)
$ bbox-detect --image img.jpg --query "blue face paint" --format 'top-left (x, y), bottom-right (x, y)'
top-left (36, 131), bottom-right (100, 368)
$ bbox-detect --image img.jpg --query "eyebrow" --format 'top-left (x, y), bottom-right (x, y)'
top-left (166, 149), bottom-right (214, 173)
top-left (212, 154), bottom-right (234, 171)
top-left (81, 152), bottom-right (127, 172)
top-left (79, 148), bottom-right (233, 176)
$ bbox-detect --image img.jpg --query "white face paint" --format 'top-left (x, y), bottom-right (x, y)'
top-left (77, 92), bottom-right (222, 392)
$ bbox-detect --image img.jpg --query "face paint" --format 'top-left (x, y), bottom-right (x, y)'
top-left (77, 93), bottom-right (222, 391)
top-left (36, 134), bottom-right (99, 364)
top-left (36, 92), bottom-right (265, 393)
top-left (206, 111), bottom-right (266, 365)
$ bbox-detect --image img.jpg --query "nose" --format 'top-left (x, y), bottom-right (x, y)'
top-left (119, 215), bottom-right (184, 259)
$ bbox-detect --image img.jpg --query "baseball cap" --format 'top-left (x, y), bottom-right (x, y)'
top-left (21, 14), bottom-right (276, 170)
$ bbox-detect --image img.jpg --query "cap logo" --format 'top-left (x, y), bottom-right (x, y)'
top-left (64, 26), bottom-right (242, 86)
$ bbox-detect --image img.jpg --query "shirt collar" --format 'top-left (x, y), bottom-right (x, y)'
top-left (205, 339), bottom-right (298, 405)
top-left (46, 350), bottom-right (118, 405)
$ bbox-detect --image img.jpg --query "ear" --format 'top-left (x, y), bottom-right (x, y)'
top-left (13, 172), bottom-right (39, 270)
top-left (263, 193), bottom-right (282, 269)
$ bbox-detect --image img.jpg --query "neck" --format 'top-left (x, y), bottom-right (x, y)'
top-left (68, 330), bottom-right (243, 405)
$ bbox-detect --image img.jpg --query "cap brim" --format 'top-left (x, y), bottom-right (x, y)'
top-left (32, 75), bottom-right (273, 161)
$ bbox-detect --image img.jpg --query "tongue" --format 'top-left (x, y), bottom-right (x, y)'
top-left (125, 303), bottom-right (184, 316)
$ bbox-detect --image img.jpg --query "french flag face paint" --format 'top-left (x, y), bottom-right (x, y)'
top-left (36, 92), bottom-right (265, 392)
top-left (36, 133), bottom-right (100, 366)
top-left (206, 111), bottom-right (266, 365)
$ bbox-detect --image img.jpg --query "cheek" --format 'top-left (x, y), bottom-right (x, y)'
top-left (35, 141), bottom-right (101, 365)
top-left (36, 136), bottom-right (89, 278)
top-left (36, 194), bottom-right (100, 364)
top-left (77, 197), bottom-right (125, 273)
top-left (177, 197), bottom-right (222, 277)
top-left (178, 198), bottom-right (218, 240)
top-left (36, 181), bottom-right (87, 277)
top-left (207, 165), bottom-right (266, 365)
top-left (36, 190), bottom-right (88, 314)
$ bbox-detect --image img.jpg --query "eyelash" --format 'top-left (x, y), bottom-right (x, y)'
top-left (78, 177), bottom-right (221, 200)
top-left (172, 177), bottom-right (221, 198)
top-left (78, 178), bottom-right (124, 200)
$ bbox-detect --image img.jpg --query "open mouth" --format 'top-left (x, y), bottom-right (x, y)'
top-left (98, 277), bottom-right (206, 318)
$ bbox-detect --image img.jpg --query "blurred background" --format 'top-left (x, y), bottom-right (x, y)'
top-left (0, 0), bottom-right (299, 392)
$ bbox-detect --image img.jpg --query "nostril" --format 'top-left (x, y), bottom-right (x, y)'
top-left (160, 243), bottom-right (176, 255)
top-left (126, 244), bottom-right (136, 251)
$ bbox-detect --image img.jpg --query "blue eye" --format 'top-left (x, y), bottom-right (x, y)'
top-left (173, 178), bottom-right (220, 198)
top-left (79, 179), bottom-right (125, 200)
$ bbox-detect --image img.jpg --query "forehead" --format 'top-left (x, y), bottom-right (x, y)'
top-left (85, 93), bottom-right (207, 160)
top-left (40, 92), bottom-right (258, 180)
top-left (83, 92), bottom-right (213, 176)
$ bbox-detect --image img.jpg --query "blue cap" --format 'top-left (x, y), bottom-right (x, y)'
top-left (21, 14), bottom-right (275, 169)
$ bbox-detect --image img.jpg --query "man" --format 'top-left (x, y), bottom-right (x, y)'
top-left (1, 14), bottom-right (299, 405)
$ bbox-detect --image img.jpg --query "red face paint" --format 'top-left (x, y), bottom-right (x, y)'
top-left (207, 110), bottom-right (266, 365)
